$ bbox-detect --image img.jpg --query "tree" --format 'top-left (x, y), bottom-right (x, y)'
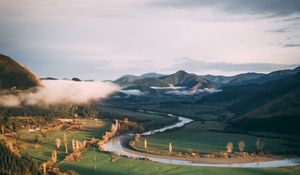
top-left (256, 139), bottom-right (265, 152)
top-left (124, 118), bottom-right (129, 124)
top-left (55, 138), bottom-right (61, 149)
top-left (0, 141), bottom-right (39, 175)
top-left (144, 139), bottom-right (147, 149)
top-left (65, 142), bottom-right (68, 154)
top-left (72, 139), bottom-right (75, 152)
top-left (226, 142), bottom-right (233, 154)
top-left (1, 124), bottom-right (4, 134)
top-left (83, 140), bottom-right (87, 148)
top-left (64, 133), bottom-right (68, 154)
top-left (168, 142), bottom-right (172, 154)
top-left (42, 162), bottom-right (47, 175)
top-left (238, 141), bottom-right (246, 152)
top-left (63, 133), bottom-right (68, 145)
top-left (35, 144), bottom-right (41, 150)
top-left (75, 140), bottom-right (80, 151)
top-left (134, 134), bottom-right (141, 141)
top-left (51, 150), bottom-right (57, 163)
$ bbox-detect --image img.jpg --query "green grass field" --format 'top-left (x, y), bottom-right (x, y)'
top-left (18, 112), bottom-right (300, 175)
top-left (19, 119), bottom-right (111, 163)
top-left (134, 121), bottom-right (298, 155)
top-left (102, 101), bottom-right (235, 121)
top-left (57, 146), bottom-right (300, 175)
top-left (101, 106), bottom-right (177, 130)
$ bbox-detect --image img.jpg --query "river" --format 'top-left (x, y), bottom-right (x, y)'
top-left (103, 110), bottom-right (300, 168)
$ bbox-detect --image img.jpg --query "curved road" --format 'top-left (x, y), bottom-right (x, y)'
top-left (103, 111), bottom-right (300, 168)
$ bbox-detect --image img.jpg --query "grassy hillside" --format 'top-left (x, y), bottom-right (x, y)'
top-left (0, 54), bottom-right (40, 90)
top-left (0, 141), bottom-right (39, 175)
top-left (197, 72), bottom-right (300, 134)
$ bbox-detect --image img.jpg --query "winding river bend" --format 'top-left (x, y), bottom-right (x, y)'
top-left (103, 110), bottom-right (300, 168)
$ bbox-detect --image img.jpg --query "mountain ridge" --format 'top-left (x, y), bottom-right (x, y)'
top-left (0, 54), bottom-right (40, 90)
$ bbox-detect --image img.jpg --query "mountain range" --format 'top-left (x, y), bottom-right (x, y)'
top-left (1, 53), bottom-right (300, 134)
top-left (114, 66), bottom-right (300, 94)
top-left (114, 72), bottom-right (165, 86)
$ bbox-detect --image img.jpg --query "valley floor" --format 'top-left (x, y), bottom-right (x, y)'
top-left (9, 108), bottom-right (300, 175)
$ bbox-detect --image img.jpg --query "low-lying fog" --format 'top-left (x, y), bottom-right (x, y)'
top-left (0, 80), bottom-right (119, 107)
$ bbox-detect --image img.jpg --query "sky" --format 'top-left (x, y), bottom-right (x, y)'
top-left (0, 0), bottom-right (300, 80)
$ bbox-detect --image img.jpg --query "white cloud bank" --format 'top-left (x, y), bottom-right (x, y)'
top-left (151, 84), bottom-right (186, 90)
top-left (166, 88), bottom-right (222, 96)
top-left (0, 80), bottom-right (119, 107)
top-left (118, 89), bottom-right (145, 96)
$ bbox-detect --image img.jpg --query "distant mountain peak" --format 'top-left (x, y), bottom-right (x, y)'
top-left (174, 70), bottom-right (189, 75)
top-left (72, 77), bottom-right (82, 82)
top-left (140, 72), bottom-right (164, 79)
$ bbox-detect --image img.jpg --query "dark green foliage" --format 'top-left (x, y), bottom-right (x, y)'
top-left (118, 119), bottom-right (145, 134)
top-left (0, 141), bottom-right (40, 175)
top-left (74, 103), bottom-right (101, 118)
top-left (199, 72), bottom-right (300, 134)
top-left (0, 103), bottom-right (101, 132)
top-left (229, 115), bottom-right (300, 135)
top-left (229, 72), bottom-right (300, 115)
top-left (0, 103), bottom-right (101, 118)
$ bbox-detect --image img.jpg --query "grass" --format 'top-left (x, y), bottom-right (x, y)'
top-left (133, 103), bottom-right (234, 120)
top-left (134, 121), bottom-right (297, 155)
top-left (57, 148), bottom-right (300, 175)
top-left (18, 112), bottom-right (300, 175)
top-left (104, 101), bottom-right (235, 121)
top-left (101, 106), bottom-right (177, 130)
top-left (19, 119), bottom-right (111, 163)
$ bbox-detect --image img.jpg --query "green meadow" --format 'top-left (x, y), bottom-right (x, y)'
top-left (134, 121), bottom-right (297, 155)
top-left (18, 110), bottom-right (300, 175)
top-left (57, 147), bottom-right (300, 175)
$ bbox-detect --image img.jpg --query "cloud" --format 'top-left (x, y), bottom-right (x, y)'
top-left (118, 89), bottom-right (145, 96)
top-left (198, 88), bottom-right (222, 93)
top-left (0, 80), bottom-right (119, 107)
top-left (275, 16), bottom-right (300, 22)
top-left (283, 43), bottom-right (300, 47)
top-left (0, 0), bottom-right (299, 80)
top-left (165, 88), bottom-right (222, 95)
top-left (152, 0), bottom-right (300, 17)
top-left (150, 85), bottom-right (185, 90)
top-left (174, 57), bottom-right (299, 74)
top-left (165, 90), bottom-right (190, 96)
top-left (267, 28), bottom-right (290, 33)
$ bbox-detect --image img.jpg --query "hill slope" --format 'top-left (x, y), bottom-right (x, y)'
top-left (202, 72), bottom-right (265, 87)
top-left (0, 54), bottom-right (40, 90)
top-left (198, 72), bottom-right (300, 134)
top-left (251, 66), bottom-right (300, 84)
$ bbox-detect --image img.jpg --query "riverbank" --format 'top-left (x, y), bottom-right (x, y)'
top-left (103, 110), bottom-right (300, 168)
